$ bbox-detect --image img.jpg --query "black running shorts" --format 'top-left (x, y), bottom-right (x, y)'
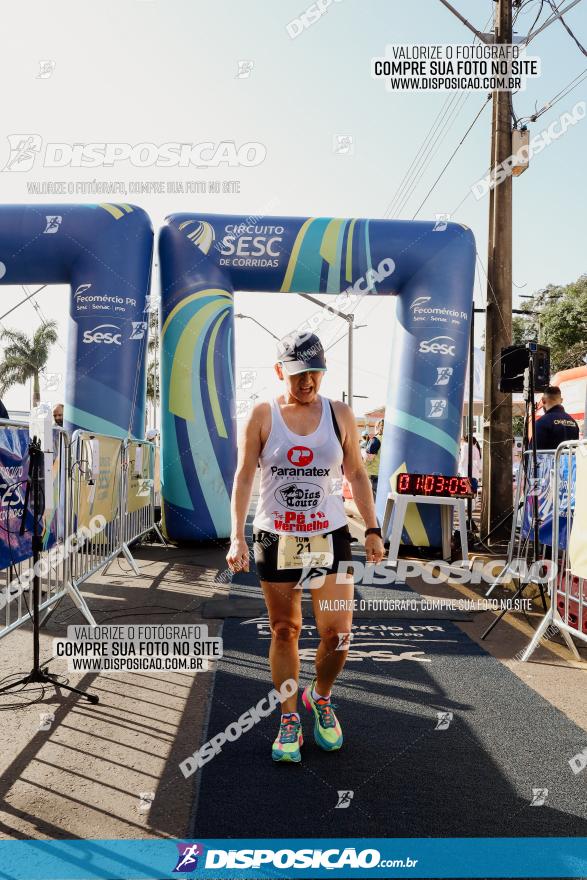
top-left (252, 524), bottom-right (353, 584)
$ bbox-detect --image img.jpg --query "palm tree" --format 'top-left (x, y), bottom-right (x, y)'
top-left (0, 320), bottom-right (59, 407)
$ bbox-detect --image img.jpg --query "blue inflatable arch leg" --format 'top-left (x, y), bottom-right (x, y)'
top-left (0, 204), bottom-right (153, 437)
top-left (159, 214), bottom-right (475, 546)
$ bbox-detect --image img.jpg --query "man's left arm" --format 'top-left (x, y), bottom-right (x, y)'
top-left (334, 402), bottom-right (385, 563)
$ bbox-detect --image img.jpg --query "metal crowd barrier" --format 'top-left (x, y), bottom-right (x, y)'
top-left (117, 438), bottom-right (165, 576)
top-left (67, 430), bottom-right (126, 592)
top-left (0, 421), bottom-right (164, 642)
top-left (521, 439), bottom-right (587, 662)
top-left (485, 449), bottom-right (556, 598)
top-left (68, 431), bottom-right (164, 589)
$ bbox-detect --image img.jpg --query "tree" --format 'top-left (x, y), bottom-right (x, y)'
top-left (145, 312), bottom-right (159, 424)
top-left (0, 321), bottom-right (59, 407)
top-left (513, 275), bottom-right (587, 374)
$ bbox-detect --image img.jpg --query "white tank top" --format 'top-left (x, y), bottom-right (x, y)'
top-left (253, 394), bottom-right (347, 536)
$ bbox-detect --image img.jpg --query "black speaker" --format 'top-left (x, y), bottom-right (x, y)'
top-left (499, 344), bottom-right (550, 393)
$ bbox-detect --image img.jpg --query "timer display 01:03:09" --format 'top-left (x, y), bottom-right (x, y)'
top-left (396, 473), bottom-right (475, 498)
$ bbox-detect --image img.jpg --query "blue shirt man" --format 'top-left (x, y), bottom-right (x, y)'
top-left (534, 386), bottom-right (579, 451)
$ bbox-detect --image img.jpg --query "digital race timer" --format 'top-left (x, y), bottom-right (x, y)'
top-left (396, 473), bottom-right (476, 498)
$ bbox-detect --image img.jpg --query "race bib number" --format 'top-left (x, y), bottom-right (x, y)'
top-left (277, 534), bottom-right (334, 570)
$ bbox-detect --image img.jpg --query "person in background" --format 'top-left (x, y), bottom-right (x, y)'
top-left (53, 403), bottom-right (64, 427)
top-left (534, 386), bottom-right (579, 451)
top-left (364, 419), bottom-right (384, 496)
top-left (0, 399), bottom-right (8, 420)
top-left (360, 430), bottom-right (370, 453)
top-left (458, 433), bottom-right (482, 483)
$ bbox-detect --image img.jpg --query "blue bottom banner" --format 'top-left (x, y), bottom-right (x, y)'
top-left (1, 838), bottom-right (587, 879)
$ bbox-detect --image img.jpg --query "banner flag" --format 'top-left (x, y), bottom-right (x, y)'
top-left (0, 426), bottom-right (57, 570)
top-left (75, 436), bottom-right (122, 531)
top-left (127, 442), bottom-right (152, 514)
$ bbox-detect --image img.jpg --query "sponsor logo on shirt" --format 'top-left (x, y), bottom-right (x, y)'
top-left (275, 482), bottom-right (324, 510)
top-left (287, 446), bottom-right (313, 466)
top-left (272, 511), bottom-right (329, 532)
top-left (270, 466), bottom-right (330, 477)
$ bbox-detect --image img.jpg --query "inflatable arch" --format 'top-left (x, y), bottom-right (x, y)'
top-left (0, 204), bottom-right (153, 437)
top-left (160, 213), bottom-right (476, 547)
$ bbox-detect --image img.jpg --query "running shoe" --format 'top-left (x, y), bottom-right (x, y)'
top-left (272, 714), bottom-right (303, 763)
top-left (302, 679), bottom-right (343, 751)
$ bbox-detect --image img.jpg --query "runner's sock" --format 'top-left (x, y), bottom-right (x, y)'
top-left (281, 712), bottom-right (300, 723)
top-left (312, 687), bottom-right (331, 702)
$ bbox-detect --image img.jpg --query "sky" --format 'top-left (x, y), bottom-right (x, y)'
top-left (0, 0), bottom-right (585, 418)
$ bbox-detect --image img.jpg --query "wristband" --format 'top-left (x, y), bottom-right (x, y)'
top-left (365, 527), bottom-right (382, 538)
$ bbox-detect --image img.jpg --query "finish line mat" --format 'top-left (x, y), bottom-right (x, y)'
top-left (190, 610), bottom-right (587, 838)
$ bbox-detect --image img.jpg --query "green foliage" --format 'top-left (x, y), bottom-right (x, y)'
top-left (0, 320), bottom-right (59, 406)
top-left (146, 311), bottom-right (159, 402)
top-left (512, 275), bottom-right (587, 374)
top-left (512, 414), bottom-right (525, 438)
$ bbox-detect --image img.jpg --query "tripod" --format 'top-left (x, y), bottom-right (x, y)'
top-left (481, 351), bottom-right (547, 639)
top-left (0, 437), bottom-right (98, 704)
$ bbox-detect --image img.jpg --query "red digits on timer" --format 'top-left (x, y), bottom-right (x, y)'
top-left (398, 473), bottom-right (411, 492)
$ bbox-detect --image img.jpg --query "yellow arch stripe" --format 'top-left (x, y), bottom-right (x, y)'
top-left (319, 218), bottom-right (344, 266)
top-left (280, 218), bottom-right (314, 292)
top-left (162, 288), bottom-right (233, 337)
top-left (120, 204), bottom-right (133, 213)
top-left (207, 310), bottom-right (231, 438)
top-left (390, 462), bottom-right (429, 547)
top-left (100, 203), bottom-right (124, 220)
top-left (170, 299), bottom-right (230, 421)
top-left (345, 219), bottom-right (356, 282)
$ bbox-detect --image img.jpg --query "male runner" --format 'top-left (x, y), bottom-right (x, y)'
top-left (226, 332), bottom-right (385, 763)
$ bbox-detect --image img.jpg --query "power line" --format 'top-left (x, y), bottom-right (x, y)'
top-left (546, 0), bottom-right (587, 55)
top-left (383, 94), bottom-right (457, 218)
top-left (0, 285), bottom-right (47, 323)
top-left (525, 0), bottom-right (546, 33)
top-left (411, 95), bottom-right (492, 219)
top-left (394, 92), bottom-right (472, 218)
top-left (450, 65), bottom-right (586, 213)
top-left (524, 0), bottom-right (584, 44)
top-left (387, 7), bottom-right (493, 219)
top-left (437, 0), bottom-right (490, 41)
top-left (518, 68), bottom-right (587, 122)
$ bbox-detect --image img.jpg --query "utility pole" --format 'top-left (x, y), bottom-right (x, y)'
top-left (481, 0), bottom-right (514, 542)
top-left (299, 294), bottom-right (362, 411)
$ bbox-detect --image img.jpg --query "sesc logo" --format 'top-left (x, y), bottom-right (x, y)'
top-left (419, 336), bottom-right (456, 357)
top-left (287, 446), bottom-right (313, 466)
top-left (83, 324), bottom-right (122, 346)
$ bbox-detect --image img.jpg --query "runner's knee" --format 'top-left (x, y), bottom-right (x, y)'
top-left (318, 623), bottom-right (352, 650)
top-left (272, 620), bottom-right (301, 643)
